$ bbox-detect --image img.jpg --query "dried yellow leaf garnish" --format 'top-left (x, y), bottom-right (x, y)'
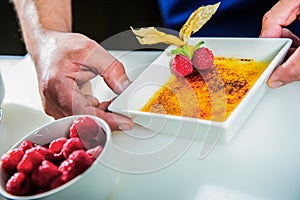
top-left (179, 2), bottom-right (220, 42)
top-left (131, 2), bottom-right (220, 47)
top-left (130, 27), bottom-right (185, 47)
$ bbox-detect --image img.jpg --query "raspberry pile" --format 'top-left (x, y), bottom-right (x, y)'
top-left (1, 117), bottom-right (105, 196)
top-left (171, 41), bottom-right (214, 77)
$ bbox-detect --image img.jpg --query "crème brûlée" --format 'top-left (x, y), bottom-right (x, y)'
top-left (140, 57), bottom-right (269, 122)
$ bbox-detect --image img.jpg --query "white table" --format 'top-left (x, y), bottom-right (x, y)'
top-left (1, 52), bottom-right (300, 200)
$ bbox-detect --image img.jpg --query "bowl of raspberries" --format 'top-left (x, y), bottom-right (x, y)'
top-left (0, 115), bottom-right (115, 199)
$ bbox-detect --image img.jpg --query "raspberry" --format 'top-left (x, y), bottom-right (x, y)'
top-left (30, 145), bottom-right (53, 160)
top-left (50, 176), bottom-right (66, 189)
top-left (61, 137), bottom-right (86, 159)
top-left (19, 140), bottom-right (33, 152)
top-left (59, 150), bottom-right (93, 182)
top-left (17, 150), bottom-right (44, 174)
top-left (49, 137), bottom-right (67, 154)
top-left (52, 152), bottom-right (65, 163)
top-left (192, 47), bottom-right (214, 70)
top-left (31, 160), bottom-right (61, 189)
top-left (1, 149), bottom-right (24, 171)
top-left (171, 54), bottom-right (193, 77)
top-left (6, 172), bottom-right (33, 196)
top-left (69, 117), bottom-right (100, 140)
top-left (86, 145), bottom-right (103, 160)
top-left (69, 123), bottom-right (78, 138)
top-left (2, 117), bottom-right (102, 196)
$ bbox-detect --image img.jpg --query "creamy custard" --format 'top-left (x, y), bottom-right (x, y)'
top-left (140, 57), bottom-right (269, 122)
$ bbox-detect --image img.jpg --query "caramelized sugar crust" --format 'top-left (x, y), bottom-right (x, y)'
top-left (141, 57), bottom-right (269, 122)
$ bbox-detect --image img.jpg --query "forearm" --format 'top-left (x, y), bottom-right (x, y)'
top-left (12, 0), bottom-right (72, 56)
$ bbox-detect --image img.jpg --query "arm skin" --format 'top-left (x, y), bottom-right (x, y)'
top-left (260, 0), bottom-right (300, 88)
top-left (12, 0), bottom-right (133, 131)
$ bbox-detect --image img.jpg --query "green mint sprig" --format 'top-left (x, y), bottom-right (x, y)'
top-left (192, 41), bottom-right (204, 55)
top-left (171, 41), bottom-right (205, 59)
top-left (171, 45), bottom-right (191, 58)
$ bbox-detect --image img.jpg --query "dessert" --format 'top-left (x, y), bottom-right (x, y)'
top-left (131, 2), bottom-right (269, 121)
top-left (141, 57), bottom-right (269, 121)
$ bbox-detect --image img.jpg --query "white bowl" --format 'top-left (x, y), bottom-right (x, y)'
top-left (0, 115), bottom-right (116, 199)
top-left (108, 37), bottom-right (292, 143)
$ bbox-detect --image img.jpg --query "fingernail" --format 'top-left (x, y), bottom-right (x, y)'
top-left (122, 79), bottom-right (131, 90)
top-left (115, 79), bottom-right (131, 93)
top-left (269, 80), bottom-right (284, 88)
top-left (118, 123), bottom-right (132, 131)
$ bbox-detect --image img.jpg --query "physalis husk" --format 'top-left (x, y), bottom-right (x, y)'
top-left (131, 2), bottom-right (220, 47)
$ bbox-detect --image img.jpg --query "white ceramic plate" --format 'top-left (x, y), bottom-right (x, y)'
top-left (108, 38), bottom-right (292, 143)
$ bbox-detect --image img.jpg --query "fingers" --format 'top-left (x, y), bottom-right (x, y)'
top-left (43, 76), bottom-right (133, 131)
top-left (37, 32), bottom-right (133, 131)
top-left (78, 82), bottom-right (99, 106)
top-left (71, 98), bottom-right (134, 131)
top-left (76, 92), bottom-right (133, 131)
top-left (42, 100), bottom-right (66, 120)
top-left (282, 28), bottom-right (300, 48)
top-left (260, 0), bottom-right (300, 37)
top-left (81, 44), bottom-right (131, 94)
top-left (83, 105), bottom-right (134, 131)
top-left (101, 60), bottom-right (131, 94)
top-left (268, 47), bottom-right (300, 88)
top-left (44, 94), bottom-right (133, 131)
top-left (261, 1), bottom-right (300, 88)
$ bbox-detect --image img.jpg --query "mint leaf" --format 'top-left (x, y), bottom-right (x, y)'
top-left (171, 47), bottom-right (185, 55)
top-left (192, 41), bottom-right (205, 55)
top-left (182, 45), bottom-right (191, 59)
top-left (171, 45), bottom-right (190, 58)
top-left (171, 43), bottom-right (203, 59)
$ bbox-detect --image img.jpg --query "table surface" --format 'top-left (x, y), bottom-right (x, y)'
top-left (0, 52), bottom-right (300, 200)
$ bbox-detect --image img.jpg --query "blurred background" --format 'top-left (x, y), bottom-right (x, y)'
top-left (2, 0), bottom-right (300, 56)
top-left (0, 0), bottom-right (163, 55)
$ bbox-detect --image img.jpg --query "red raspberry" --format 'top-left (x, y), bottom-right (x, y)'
top-left (192, 47), bottom-right (214, 70)
top-left (69, 123), bottom-right (78, 138)
top-left (50, 176), bottom-right (66, 189)
top-left (17, 150), bottom-right (44, 174)
top-left (69, 117), bottom-right (100, 141)
top-left (31, 160), bottom-right (61, 189)
top-left (6, 172), bottom-right (33, 196)
top-left (49, 137), bottom-right (67, 154)
top-left (61, 137), bottom-right (86, 159)
top-left (52, 152), bottom-right (65, 163)
top-left (171, 54), bottom-right (193, 77)
top-left (30, 145), bottom-right (53, 160)
top-left (86, 145), bottom-right (103, 161)
top-left (19, 140), bottom-right (33, 152)
top-left (1, 149), bottom-right (24, 171)
top-left (59, 150), bottom-right (93, 182)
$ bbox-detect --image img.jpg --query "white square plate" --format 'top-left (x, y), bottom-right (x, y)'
top-left (108, 38), bottom-right (292, 143)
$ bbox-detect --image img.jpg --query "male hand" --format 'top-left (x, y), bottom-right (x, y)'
top-left (33, 31), bottom-right (133, 131)
top-left (260, 0), bottom-right (300, 88)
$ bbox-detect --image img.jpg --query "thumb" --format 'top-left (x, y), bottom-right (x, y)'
top-left (268, 47), bottom-right (300, 88)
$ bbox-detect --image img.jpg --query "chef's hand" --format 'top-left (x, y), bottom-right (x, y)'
top-left (34, 31), bottom-right (133, 131)
top-left (12, 0), bottom-right (133, 131)
top-left (260, 0), bottom-right (300, 88)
